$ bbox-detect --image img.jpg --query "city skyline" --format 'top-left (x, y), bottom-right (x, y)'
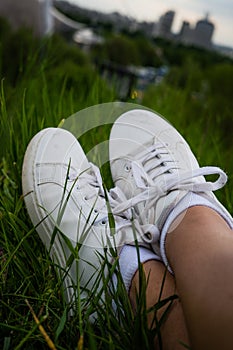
top-left (66, 0), bottom-right (233, 48)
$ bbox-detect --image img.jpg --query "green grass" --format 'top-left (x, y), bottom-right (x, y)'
top-left (0, 70), bottom-right (179, 349)
top-left (0, 31), bottom-right (233, 349)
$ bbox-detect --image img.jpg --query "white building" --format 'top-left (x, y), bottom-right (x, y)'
top-left (154, 11), bottom-right (175, 39)
top-left (178, 15), bottom-right (215, 50)
top-left (0, 0), bottom-right (54, 37)
top-left (193, 17), bottom-right (214, 49)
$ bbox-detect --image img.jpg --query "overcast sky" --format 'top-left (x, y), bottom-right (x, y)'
top-left (66, 0), bottom-right (233, 47)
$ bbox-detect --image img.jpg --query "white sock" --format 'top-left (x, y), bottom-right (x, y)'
top-left (160, 192), bottom-right (233, 273)
top-left (114, 245), bottom-right (161, 293)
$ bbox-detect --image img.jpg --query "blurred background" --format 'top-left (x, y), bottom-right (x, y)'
top-left (0, 0), bottom-right (232, 160)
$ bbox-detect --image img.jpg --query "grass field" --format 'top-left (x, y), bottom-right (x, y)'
top-left (0, 30), bottom-right (233, 349)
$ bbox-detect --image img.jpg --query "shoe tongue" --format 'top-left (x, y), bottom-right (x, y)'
top-left (155, 190), bottom-right (187, 230)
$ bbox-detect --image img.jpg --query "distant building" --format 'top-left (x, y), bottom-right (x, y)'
top-left (193, 16), bottom-right (214, 49)
top-left (154, 11), bottom-right (175, 39)
top-left (179, 21), bottom-right (193, 45)
top-left (178, 15), bottom-right (215, 50)
top-left (0, 0), bottom-right (54, 37)
top-left (138, 21), bottom-right (155, 37)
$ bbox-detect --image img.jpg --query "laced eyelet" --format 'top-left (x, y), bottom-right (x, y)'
top-left (143, 232), bottom-right (153, 243)
top-left (162, 162), bottom-right (167, 166)
top-left (124, 164), bottom-right (131, 172)
top-left (156, 154), bottom-right (161, 159)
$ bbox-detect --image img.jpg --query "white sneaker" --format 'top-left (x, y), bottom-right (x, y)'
top-left (109, 109), bottom-right (233, 260)
top-left (22, 128), bottom-right (141, 310)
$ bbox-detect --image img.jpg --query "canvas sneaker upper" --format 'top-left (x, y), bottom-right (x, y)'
top-left (22, 127), bottom-right (147, 311)
top-left (109, 109), bottom-right (231, 257)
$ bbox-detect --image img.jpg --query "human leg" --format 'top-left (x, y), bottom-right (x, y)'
top-left (165, 206), bottom-right (233, 350)
top-left (114, 243), bottom-right (190, 349)
top-left (109, 108), bottom-right (233, 349)
top-left (129, 258), bottom-right (190, 350)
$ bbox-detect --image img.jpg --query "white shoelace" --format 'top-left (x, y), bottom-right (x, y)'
top-left (109, 186), bottom-right (161, 243)
top-left (67, 147), bottom-right (228, 248)
top-left (111, 143), bottom-right (228, 245)
top-left (68, 162), bottom-right (155, 243)
top-left (67, 163), bottom-right (107, 219)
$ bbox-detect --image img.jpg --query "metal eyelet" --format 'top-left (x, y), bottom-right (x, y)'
top-left (143, 232), bottom-right (153, 242)
top-left (124, 164), bottom-right (131, 172)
